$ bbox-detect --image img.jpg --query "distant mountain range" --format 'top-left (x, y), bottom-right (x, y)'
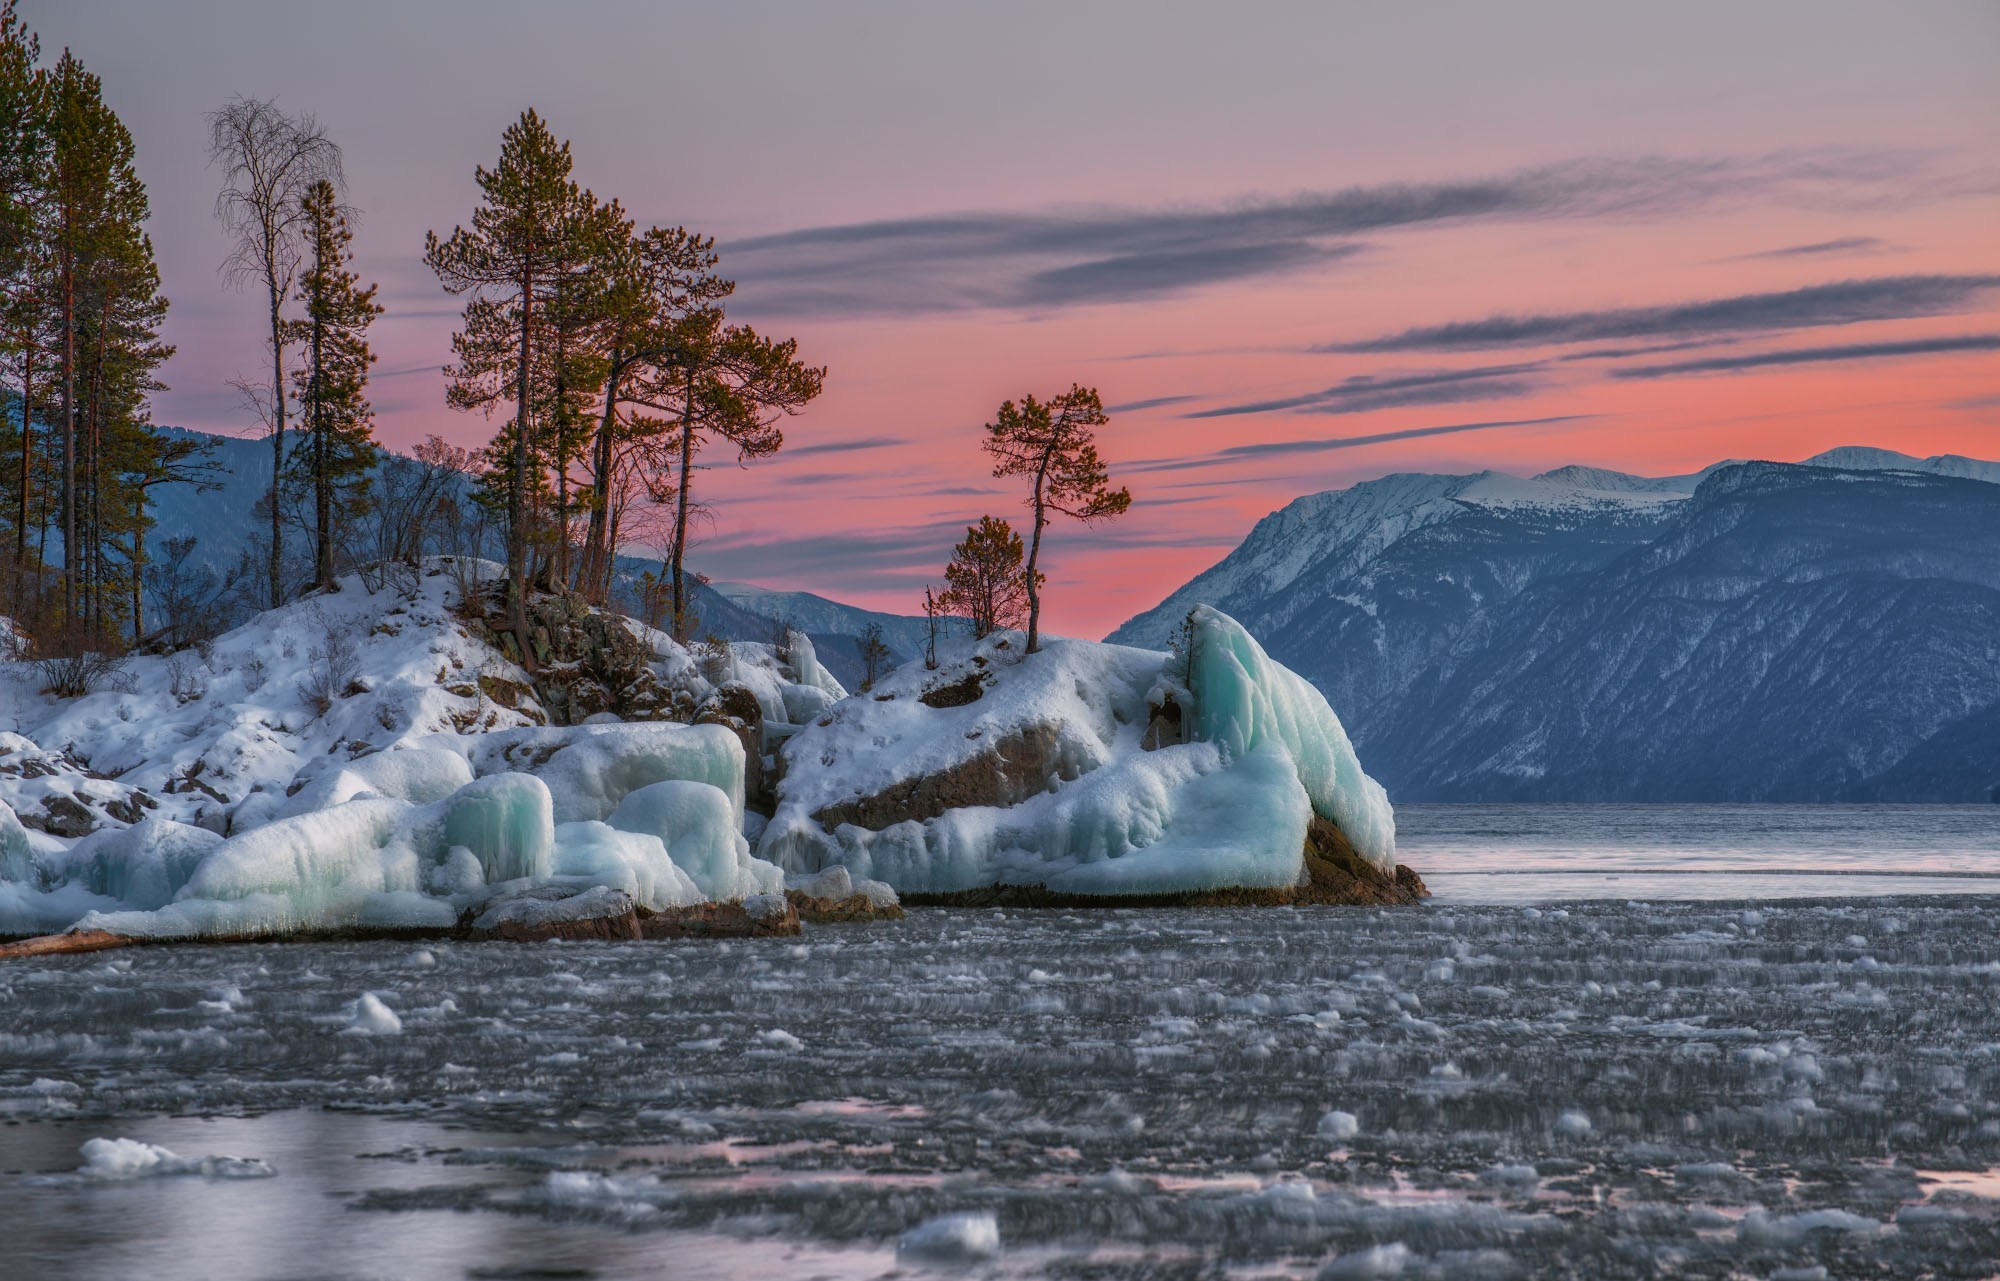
top-left (1113, 447), bottom-right (2000, 803)
top-left (142, 429), bottom-right (932, 689)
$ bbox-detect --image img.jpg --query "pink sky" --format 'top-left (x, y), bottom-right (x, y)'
top-left (24, 1), bottom-right (2000, 637)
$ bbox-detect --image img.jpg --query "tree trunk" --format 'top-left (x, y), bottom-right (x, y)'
top-left (508, 264), bottom-right (534, 660)
top-left (14, 340), bottom-right (31, 607)
top-left (1023, 459), bottom-right (1050, 653)
top-left (60, 243), bottom-right (74, 630)
top-left (580, 356), bottom-right (621, 604)
top-left (267, 283), bottom-right (286, 608)
top-left (311, 291), bottom-right (331, 590)
top-left (668, 366), bottom-right (695, 641)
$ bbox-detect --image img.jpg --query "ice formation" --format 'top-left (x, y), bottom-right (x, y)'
top-left (0, 564), bottom-right (822, 940)
top-left (758, 605), bottom-right (1394, 895)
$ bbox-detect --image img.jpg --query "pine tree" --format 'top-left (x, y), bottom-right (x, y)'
top-left (941, 514), bottom-right (1037, 638)
top-left (980, 384), bottom-right (1130, 653)
top-left (284, 178), bottom-right (380, 591)
top-left (425, 109), bottom-right (599, 656)
top-left (0, 2), bottom-right (47, 611)
top-left (627, 312), bottom-right (824, 640)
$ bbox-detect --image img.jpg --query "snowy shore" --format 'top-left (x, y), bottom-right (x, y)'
top-left (1, 562), bottom-right (1414, 946)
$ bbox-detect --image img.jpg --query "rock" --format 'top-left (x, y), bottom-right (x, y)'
top-left (919, 669), bottom-right (988, 708)
top-left (23, 793), bottom-right (98, 838)
top-left (788, 891), bottom-right (906, 923)
top-left (810, 721), bottom-right (1070, 831)
top-left (637, 899), bottom-right (801, 939)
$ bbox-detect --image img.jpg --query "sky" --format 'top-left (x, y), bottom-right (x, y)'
top-left (22, 0), bottom-right (2000, 639)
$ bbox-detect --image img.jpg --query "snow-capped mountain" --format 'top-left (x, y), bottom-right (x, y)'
top-left (1112, 448), bottom-right (2000, 802)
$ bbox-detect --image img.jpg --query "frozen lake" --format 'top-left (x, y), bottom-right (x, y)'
top-left (4, 805), bottom-right (2000, 1278)
top-left (1402, 803), bottom-right (2000, 901)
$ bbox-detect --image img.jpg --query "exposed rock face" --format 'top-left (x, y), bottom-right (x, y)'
top-left (788, 891), bottom-right (906, 923)
top-left (698, 682), bottom-right (767, 812)
top-left (468, 585), bottom-right (687, 725)
top-left (809, 722), bottom-right (1070, 831)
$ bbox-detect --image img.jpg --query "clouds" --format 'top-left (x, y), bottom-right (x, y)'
top-left (1131, 415), bottom-right (1591, 473)
top-left (725, 150), bottom-right (1954, 317)
top-left (1730, 235), bottom-right (1891, 261)
top-left (1188, 363), bottom-right (1547, 419)
top-left (1330, 275), bottom-right (2000, 353)
top-left (1612, 333), bottom-right (2000, 378)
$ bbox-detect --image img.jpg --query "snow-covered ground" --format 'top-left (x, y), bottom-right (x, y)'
top-left (5, 898), bottom-right (2000, 1278)
top-left (2, 571), bottom-right (1394, 936)
top-left (0, 563), bottom-right (868, 939)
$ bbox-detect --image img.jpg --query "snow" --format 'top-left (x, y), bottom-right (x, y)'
top-left (0, 563), bottom-right (821, 940)
top-left (344, 991), bottom-right (403, 1036)
top-left (897, 1210), bottom-right (1001, 1263)
top-left (760, 606), bottom-right (1394, 895)
top-left (37, 1137), bottom-right (277, 1183)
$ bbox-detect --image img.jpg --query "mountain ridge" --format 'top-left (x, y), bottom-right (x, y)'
top-left (1113, 447), bottom-right (2000, 802)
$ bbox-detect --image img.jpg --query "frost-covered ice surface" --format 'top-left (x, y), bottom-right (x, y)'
top-left (9, 899), bottom-right (2000, 1278)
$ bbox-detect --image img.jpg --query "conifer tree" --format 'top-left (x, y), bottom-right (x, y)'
top-left (0, 2), bottom-right (47, 609)
top-left (980, 384), bottom-right (1130, 653)
top-left (629, 313), bottom-right (824, 640)
top-left (425, 109), bottom-right (598, 654)
top-left (285, 178), bottom-right (380, 591)
top-left (941, 514), bottom-right (1036, 638)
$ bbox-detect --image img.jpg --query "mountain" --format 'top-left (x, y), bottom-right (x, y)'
top-left (1112, 448), bottom-right (2000, 803)
top-left (138, 429), bottom-right (928, 689)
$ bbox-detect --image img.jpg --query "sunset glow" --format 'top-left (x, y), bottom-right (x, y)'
top-left (29, 0), bottom-right (2000, 637)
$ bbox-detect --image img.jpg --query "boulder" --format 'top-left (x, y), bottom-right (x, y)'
top-left (810, 721), bottom-right (1070, 831)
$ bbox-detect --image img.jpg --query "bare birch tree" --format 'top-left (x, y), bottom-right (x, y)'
top-left (207, 96), bottom-right (343, 608)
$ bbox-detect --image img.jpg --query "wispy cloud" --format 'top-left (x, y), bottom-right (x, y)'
top-left (1187, 363), bottom-right (1545, 419)
top-left (1611, 333), bottom-right (2000, 378)
top-left (1129, 414), bottom-right (1592, 473)
top-left (1331, 275), bottom-right (2000, 353)
top-left (1105, 394), bottom-right (1201, 413)
top-left (726, 150), bottom-right (1959, 317)
top-left (778, 433), bottom-right (909, 460)
top-left (1728, 235), bottom-right (1892, 261)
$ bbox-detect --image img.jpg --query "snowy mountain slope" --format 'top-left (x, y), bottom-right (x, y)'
top-left (1113, 448), bottom-right (2000, 802)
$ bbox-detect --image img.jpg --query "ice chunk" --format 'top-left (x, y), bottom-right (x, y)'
top-left (1317, 1109), bottom-right (1360, 1140)
top-left (442, 773), bottom-right (554, 884)
top-left (59, 820), bottom-right (222, 910)
top-left (897, 1210), bottom-right (1001, 1263)
top-left (474, 884), bottom-right (641, 932)
top-left (277, 747), bottom-right (475, 819)
top-left (1320, 1243), bottom-right (1410, 1279)
top-left (345, 991), bottom-right (403, 1035)
top-left (608, 781), bottom-right (752, 901)
top-left (469, 723), bottom-right (746, 826)
top-left (38, 1137), bottom-right (277, 1183)
top-left (176, 797), bottom-right (414, 921)
top-left (1188, 606), bottom-right (1396, 871)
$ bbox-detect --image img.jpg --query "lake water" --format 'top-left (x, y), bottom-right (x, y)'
top-left (4, 804), bottom-right (2000, 1279)
top-left (1401, 802), bottom-right (2000, 901)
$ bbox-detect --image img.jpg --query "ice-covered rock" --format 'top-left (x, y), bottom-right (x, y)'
top-left (0, 565), bottom-right (821, 942)
top-left (758, 608), bottom-right (1400, 899)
